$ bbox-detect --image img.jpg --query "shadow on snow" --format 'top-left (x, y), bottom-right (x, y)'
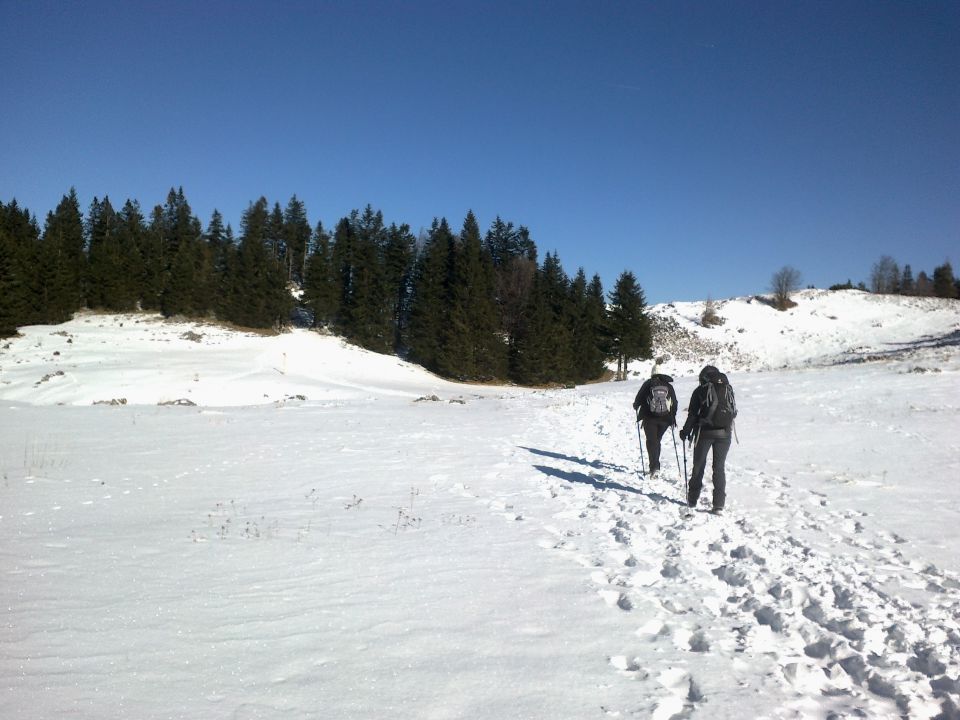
top-left (519, 446), bottom-right (630, 474)
top-left (527, 457), bottom-right (686, 508)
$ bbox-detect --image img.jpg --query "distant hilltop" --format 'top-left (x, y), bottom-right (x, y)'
top-left (636, 289), bottom-right (960, 377)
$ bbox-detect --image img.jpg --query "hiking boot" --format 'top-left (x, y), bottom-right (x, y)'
top-left (710, 506), bottom-right (723, 515)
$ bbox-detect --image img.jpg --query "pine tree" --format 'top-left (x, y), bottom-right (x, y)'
top-left (267, 202), bottom-right (286, 268)
top-left (302, 221), bottom-right (337, 328)
top-left (0, 200), bottom-right (41, 335)
top-left (204, 209), bottom-right (230, 317)
top-left (510, 264), bottom-right (554, 385)
top-left (382, 222), bottom-right (416, 352)
top-left (283, 195), bottom-right (311, 284)
top-left (228, 197), bottom-right (291, 329)
top-left (568, 269), bottom-right (607, 383)
top-left (407, 218), bottom-right (454, 372)
top-left (607, 271), bottom-right (651, 381)
top-left (159, 188), bottom-right (203, 317)
top-left (347, 205), bottom-right (390, 350)
top-left (141, 206), bottom-right (166, 311)
top-left (900, 264), bottom-right (915, 296)
top-left (115, 199), bottom-right (147, 312)
top-left (39, 188), bottom-right (86, 323)
top-left (932, 262), bottom-right (958, 299)
top-left (86, 196), bottom-right (131, 310)
top-left (442, 211), bottom-right (506, 380)
top-left (539, 252), bottom-right (575, 382)
top-left (485, 217), bottom-right (537, 360)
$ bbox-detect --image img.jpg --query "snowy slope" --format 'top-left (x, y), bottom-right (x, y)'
top-left (2, 291), bottom-right (959, 719)
top-left (0, 311), bottom-right (482, 407)
top-left (645, 289), bottom-right (960, 375)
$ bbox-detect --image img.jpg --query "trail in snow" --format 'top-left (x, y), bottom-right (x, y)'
top-left (475, 386), bottom-right (960, 719)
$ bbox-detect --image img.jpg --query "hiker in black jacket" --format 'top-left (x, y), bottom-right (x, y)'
top-left (679, 365), bottom-right (736, 513)
top-left (632, 367), bottom-right (678, 478)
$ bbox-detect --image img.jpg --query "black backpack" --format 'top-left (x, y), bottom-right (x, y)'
top-left (701, 375), bottom-right (737, 429)
top-left (646, 380), bottom-right (673, 417)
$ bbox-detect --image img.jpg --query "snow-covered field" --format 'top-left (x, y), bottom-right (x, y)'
top-left (2, 290), bottom-right (959, 719)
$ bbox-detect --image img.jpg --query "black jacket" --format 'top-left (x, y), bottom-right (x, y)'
top-left (633, 374), bottom-right (678, 425)
top-left (681, 369), bottom-right (733, 439)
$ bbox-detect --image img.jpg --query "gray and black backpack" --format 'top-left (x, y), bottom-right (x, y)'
top-left (701, 374), bottom-right (737, 429)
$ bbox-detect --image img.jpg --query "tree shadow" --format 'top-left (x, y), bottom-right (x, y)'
top-left (519, 446), bottom-right (629, 474)
top-left (836, 329), bottom-right (960, 364)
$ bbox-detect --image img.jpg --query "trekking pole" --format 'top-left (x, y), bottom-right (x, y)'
top-left (671, 425), bottom-right (681, 484)
top-left (681, 436), bottom-right (688, 500)
top-left (635, 415), bottom-right (646, 479)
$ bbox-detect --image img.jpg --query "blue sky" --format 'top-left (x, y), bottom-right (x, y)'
top-left (2, 0), bottom-right (957, 304)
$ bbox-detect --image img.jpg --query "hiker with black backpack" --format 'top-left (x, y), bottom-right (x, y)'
top-left (679, 365), bottom-right (737, 514)
top-left (632, 366), bottom-right (678, 478)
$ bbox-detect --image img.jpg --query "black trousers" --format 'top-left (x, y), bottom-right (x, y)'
top-left (642, 419), bottom-right (671, 473)
top-left (688, 433), bottom-right (731, 509)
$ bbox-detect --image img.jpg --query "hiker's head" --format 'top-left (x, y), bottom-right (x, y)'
top-left (699, 365), bottom-right (719, 384)
top-left (651, 363), bottom-right (661, 377)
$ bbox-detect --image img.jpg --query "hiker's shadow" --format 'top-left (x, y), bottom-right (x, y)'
top-left (519, 446), bottom-right (629, 474)
top-left (534, 464), bottom-right (640, 495)
top-left (523, 445), bottom-right (685, 508)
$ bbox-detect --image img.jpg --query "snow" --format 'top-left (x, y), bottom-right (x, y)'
top-left (2, 289), bottom-right (959, 719)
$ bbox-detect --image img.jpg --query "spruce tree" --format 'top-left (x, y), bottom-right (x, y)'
top-left (283, 195), bottom-right (311, 284)
top-left (407, 218), bottom-right (454, 372)
top-left (159, 188), bottom-right (203, 317)
top-left (539, 252), bottom-right (575, 382)
top-left (348, 206), bottom-right (390, 350)
top-left (568, 269), bottom-right (607, 383)
top-left (0, 200), bottom-right (41, 335)
top-left (86, 196), bottom-right (130, 310)
top-left (39, 188), bottom-right (86, 323)
top-left (382, 222), bottom-right (416, 352)
top-left (303, 221), bottom-right (337, 328)
top-left (267, 202), bottom-right (286, 267)
top-left (115, 200), bottom-right (147, 312)
top-left (204, 209), bottom-right (230, 317)
top-left (485, 217), bottom-right (537, 359)
top-left (510, 265), bottom-right (554, 385)
top-left (932, 262), bottom-right (958, 299)
top-left (442, 211), bottom-right (506, 380)
top-left (227, 197), bottom-right (290, 328)
top-left (141, 206), bottom-right (166, 311)
top-left (900, 264), bottom-right (915, 296)
top-left (607, 271), bottom-right (651, 381)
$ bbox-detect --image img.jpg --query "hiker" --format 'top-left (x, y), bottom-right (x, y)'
top-left (679, 365), bottom-right (737, 513)
top-left (632, 366), bottom-right (678, 477)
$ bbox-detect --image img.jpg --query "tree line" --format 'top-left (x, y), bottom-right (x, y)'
top-left (0, 188), bottom-right (652, 385)
top-left (831, 255), bottom-right (959, 299)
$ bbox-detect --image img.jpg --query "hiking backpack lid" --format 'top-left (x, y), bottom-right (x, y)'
top-left (646, 376), bottom-right (674, 417)
top-left (701, 375), bottom-right (737, 428)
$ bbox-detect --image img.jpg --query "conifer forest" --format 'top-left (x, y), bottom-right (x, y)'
top-left (0, 188), bottom-right (652, 385)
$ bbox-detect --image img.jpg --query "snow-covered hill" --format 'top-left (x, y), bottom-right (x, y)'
top-left (644, 288), bottom-right (960, 376)
top-left (2, 290), bottom-right (959, 719)
top-left (1, 289), bottom-right (957, 407)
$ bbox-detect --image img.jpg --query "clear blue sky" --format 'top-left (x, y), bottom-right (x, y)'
top-left (2, 0), bottom-right (957, 303)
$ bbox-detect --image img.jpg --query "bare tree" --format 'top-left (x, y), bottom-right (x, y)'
top-left (770, 266), bottom-right (801, 310)
top-left (701, 297), bottom-right (724, 326)
top-left (870, 255), bottom-right (900, 294)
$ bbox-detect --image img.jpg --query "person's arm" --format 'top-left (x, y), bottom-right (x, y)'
top-left (679, 387), bottom-right (701, 440)
top-left (632, 380), bottom-right (650, 412)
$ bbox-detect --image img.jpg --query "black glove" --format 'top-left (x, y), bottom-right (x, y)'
top-left (679, 428), bottom-right (689, 442)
